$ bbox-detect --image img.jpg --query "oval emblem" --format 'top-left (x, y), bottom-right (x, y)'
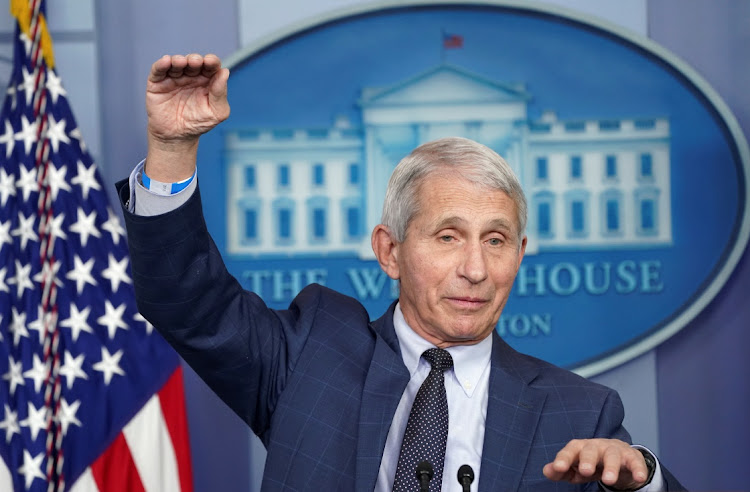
top-left (195, 2), bottom-right (750, 376)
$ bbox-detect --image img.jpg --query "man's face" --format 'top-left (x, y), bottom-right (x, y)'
top-left (380, 172), bottom-right (526, 348)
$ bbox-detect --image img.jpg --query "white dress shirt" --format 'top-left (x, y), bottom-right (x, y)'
top-left (375, 304), bottom-right (491, 492)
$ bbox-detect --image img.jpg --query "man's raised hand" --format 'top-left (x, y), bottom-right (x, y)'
top-left (144, 54), bottom-right (230, 182)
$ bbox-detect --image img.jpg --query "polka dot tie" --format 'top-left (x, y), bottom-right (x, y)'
top-left (393, 348), bottom-right (453, 492)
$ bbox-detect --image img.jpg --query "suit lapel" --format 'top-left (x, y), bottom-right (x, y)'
top-left (355, 302), bottom-right (410, 491)
top-left (478, 332), bottom-right (547, 492)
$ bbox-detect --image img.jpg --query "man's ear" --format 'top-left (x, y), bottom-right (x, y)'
top-left (371, 224), bottom-right (400, 280)
top-left (517, 235), bottom-right (527, 271)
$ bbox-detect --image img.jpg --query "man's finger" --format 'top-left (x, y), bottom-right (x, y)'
top-left (599, 444), bottom-right (622, 485)
top-left (149, 54), bottom-right (173, 83)
top-left (201, 53), bottom-right (223, 77)
top-left (182, 53), bottom-right (204, 77)
top-left (167, 54), bottom-right (188, 77)
top-left (624, 448), bottom-right (649, 484)
top-left (576, 441), bottom-right (601, 477)
top-left (551, 439), bottom-right (585, 472)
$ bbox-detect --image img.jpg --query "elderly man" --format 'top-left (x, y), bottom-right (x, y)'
top-left (118, 54), bottom-right (685, 491)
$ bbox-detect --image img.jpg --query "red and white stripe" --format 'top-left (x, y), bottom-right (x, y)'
top-left (72, 367), bottom-right (193, 492)
top-left (0, 367), bottom-right (194, 492)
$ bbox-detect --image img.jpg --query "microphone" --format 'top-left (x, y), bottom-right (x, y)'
top-left (457, 464), bottom-right (474, 492)
top-left (415, 461), bottom-right (434, 491)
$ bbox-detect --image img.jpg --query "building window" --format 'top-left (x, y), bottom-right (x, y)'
top-left (273, 198), bottom-right (295, 244)
top-left (635, 188), bottom-right (660, 236)
top-left (245, 166), bottom-right (256, 189)
top-left (347, 207), bottom-right (359, 238)
top-left (308, 196), bottom-right (330, 243)
top-left (534, 191), bottom-right (555, 239)
top-left (606, 200), bottom-right (620, 232)
top-left (640, 153), bottom-right (653, 179)
top-left (348, 163), bottom-right (360, 185)
top-left (538, 202), bottom-right (551, 236)
top-left (565, 190), bottom-right (590, 238)
top-left (570, 155), bottom-right (582, 180)
top-left (600, 189), bottom-right (623, 236)
top-left (245, 209), bottom-right (257, 241)
top-left (605, 155), bottom-right (617, 179)
top-left (571, 201), bottom-right (585, 232)
top-left (536, 157), bottom-right (548, 182)
top-left (279, 209), bottom-right (291, 240)
top-left (313, 208), bottom-right (326, 239)
top-left (313, 164), bottom-right (324, 186)
top-left (278, 164), bottom-right (290, 188)
top-left (641, 200), bottom-right (655, 231)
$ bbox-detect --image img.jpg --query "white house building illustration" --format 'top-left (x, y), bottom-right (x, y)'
top-left (224, 64), bottom-right (671, 257)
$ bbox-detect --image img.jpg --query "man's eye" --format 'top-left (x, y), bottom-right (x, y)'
top-left (440, 235), bottom-right (454, 242)
top-left (488, 238), bottom-right (503, 246)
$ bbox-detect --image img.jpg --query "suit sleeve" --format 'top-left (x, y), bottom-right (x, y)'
top-left (116, 178), bottom-right (316, 439)
top-left (593, 390), bottom-right (687, 491)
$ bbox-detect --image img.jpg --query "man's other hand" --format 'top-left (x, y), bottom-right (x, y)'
top-left (543, 439), bottom-right (651, 490)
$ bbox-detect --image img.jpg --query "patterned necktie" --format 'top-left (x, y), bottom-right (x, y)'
top-left (393, 348), bottom-right (454, 492)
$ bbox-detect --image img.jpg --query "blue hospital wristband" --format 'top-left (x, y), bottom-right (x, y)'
top-left (141, 168), bottom-right (196, 196)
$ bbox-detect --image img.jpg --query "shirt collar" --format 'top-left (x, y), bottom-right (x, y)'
top-left (393, 303), bottom-right (492, 398)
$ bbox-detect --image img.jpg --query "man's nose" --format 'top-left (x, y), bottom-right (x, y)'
top-left (459, 241), bottom-right (488, 284)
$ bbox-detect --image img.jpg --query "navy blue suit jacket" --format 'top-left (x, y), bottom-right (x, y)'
top-left (118, 181), bottom-right (683, 491)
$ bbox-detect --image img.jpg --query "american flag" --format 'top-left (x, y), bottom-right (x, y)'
top-left (0, 1), bottom-right (193, 491)
top-left (442, 32), bottom-right (464, 50)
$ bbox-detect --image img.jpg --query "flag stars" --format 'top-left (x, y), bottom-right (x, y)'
top-left (102, 254), bottom-right (131, 292)
top-left (45, 211), bottom-right (67, 241)
top-left (3, 356), bottom-right (25, 396)
top-left (23, 354), bottom-right (49, 394)
top-left (19, 402), bottom-right (48, 441)
top-left (27, 306), bottom-right (51, 344)
top-left (17, 66), bottom-right (37, 106)
top-left (33, 259), bottom-right (64, 289)
top-left (0, 165), bottom-right (16, 206)
top-left (69, 127), bottom-right (87, 153)
top-left (59, 303), bottom-right (94, 342)
top-left (8, 306), bottom-right (30, 346)
top-left (11, 211), bottom-right (39, 249)
top-left (16, 164), bottom-right (38, 201)
top-left (71, 160), bottom-right (101, 199)
top-left (45, 69), bottom-right (67, 104)
top-left (0, 120), bottom-right (15, 159)
top-left (8, 259), bottom-right (34, 297)
top-left (66, 255), bottom-right (98, 295)
top-left (134, 312), bottom-right (154, 335)
top-left (0, 266), bottom-right (9, 294)
top-left (5, 84), bottom-right (17, 111)
top-left (0, 404), bottom-right (20, 443)
top-left (56, 398), bottom-right (82, 436)
top-left (0, 220), bottom-right (12, 250)
top-left (14, 114), bottom-right (39, 155)
top-left (93, 347), bottom-right (125, 385)
top-left (69, 208), bottom-right (100, 246)
top-left (59, 351), bottom-right (88, 389)
top-left (18, 31), bottom-right (32, 57)
top-left (44, 162), bottom-right (72, 200)
top-left (18, 450), bottom-right (46, 489)
top-left (102, 208), bottom-right (125, 244)
top-left (45, 115), bottom-right (70, 153)
top-left (97, 300), bottom-right (129, 340)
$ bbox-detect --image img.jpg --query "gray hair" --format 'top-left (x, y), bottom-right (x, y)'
top-left (380, 137), bottom-right (527, 243)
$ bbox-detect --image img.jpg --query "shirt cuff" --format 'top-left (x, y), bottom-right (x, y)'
top-left (128, 159), bottom-right (198, 216)
top-left (598, 445), bottom-right (664, 492)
